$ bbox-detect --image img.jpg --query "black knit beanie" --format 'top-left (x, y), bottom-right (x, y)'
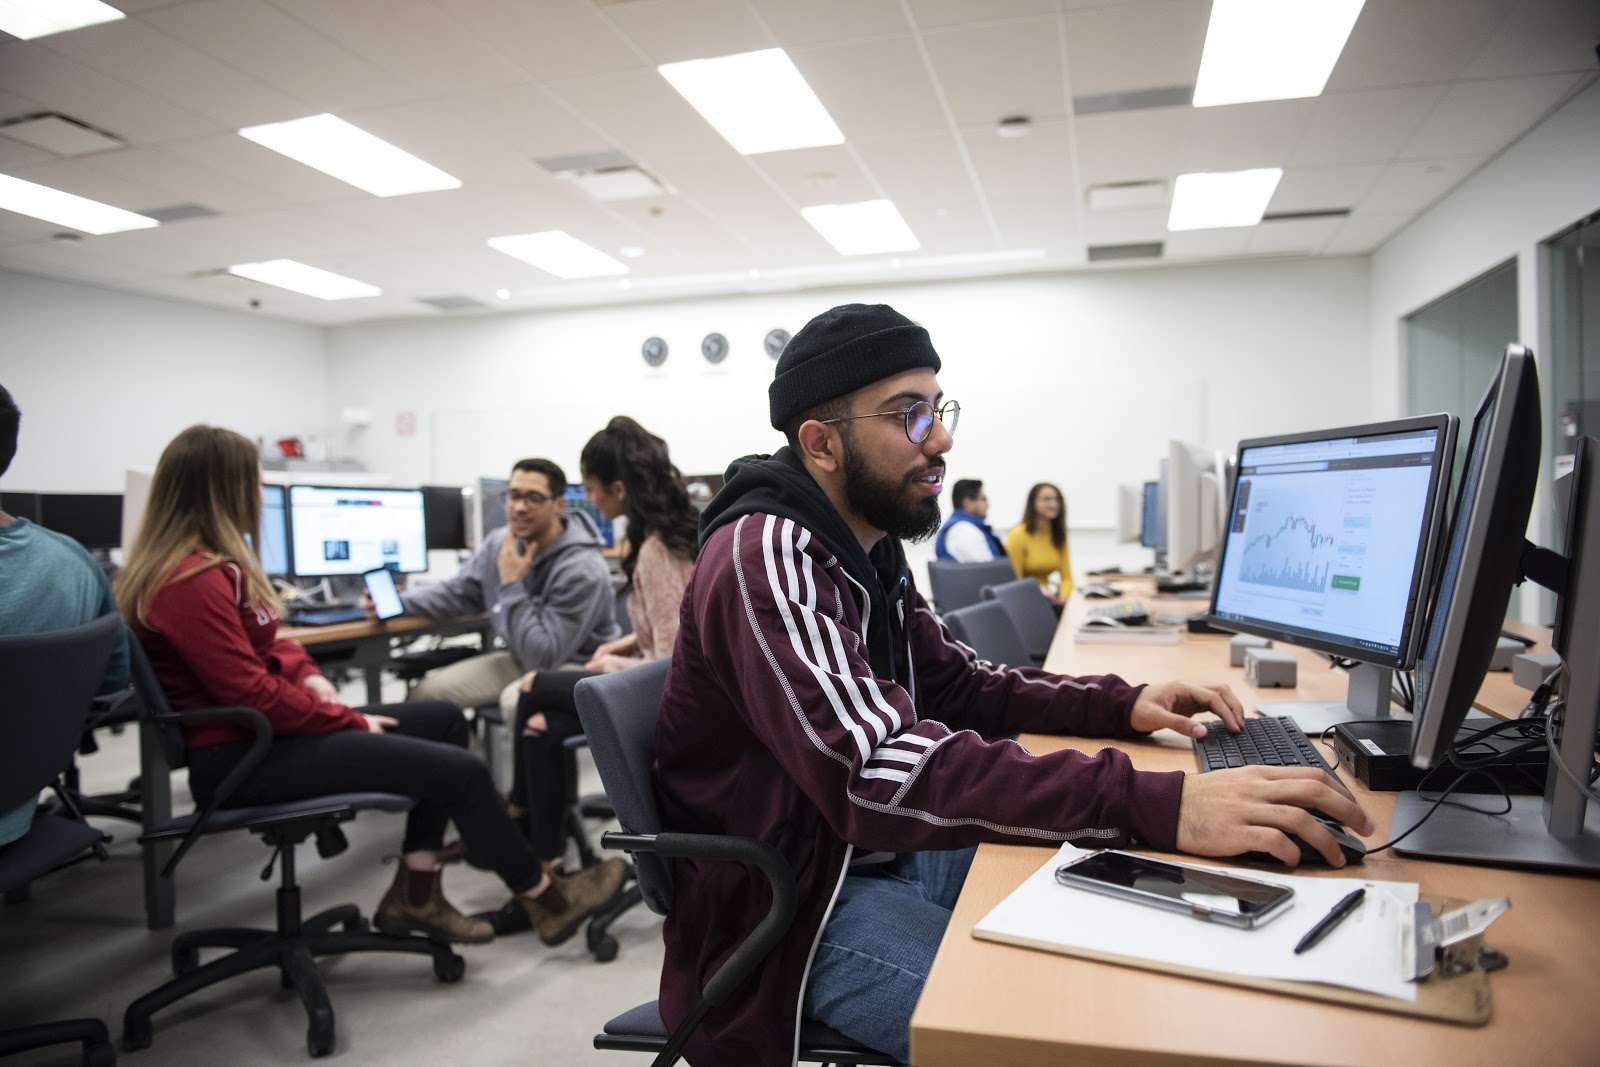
top-left (768, 304), bottom-right (941, 430)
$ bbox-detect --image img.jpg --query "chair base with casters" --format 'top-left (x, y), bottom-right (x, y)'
top-left (0, 1017), bottom-right (117, 1066)
top-left (122, 794), bottom-right (465, 1059)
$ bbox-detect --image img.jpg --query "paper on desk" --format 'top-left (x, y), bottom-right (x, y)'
top-left (974, 844), bottom-right (1419, 1003)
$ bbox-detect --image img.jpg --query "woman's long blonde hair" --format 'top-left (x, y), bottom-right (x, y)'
top-left (116, 425), bottom-right (280, 625)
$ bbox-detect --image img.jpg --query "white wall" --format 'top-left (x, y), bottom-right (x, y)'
top-left (0, 270), bottom-right (329, 493)
top-left (328, 256), bottom-right (1370, 579)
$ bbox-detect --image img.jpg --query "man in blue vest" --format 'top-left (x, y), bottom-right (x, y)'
top-left (934, 478), bottom-right (1008, 562)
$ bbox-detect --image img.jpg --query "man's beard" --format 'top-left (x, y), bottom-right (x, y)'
top-left (841, 437), bottom-right (943, 543)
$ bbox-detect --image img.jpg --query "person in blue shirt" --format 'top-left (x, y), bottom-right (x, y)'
top-left (934, 478), bottom-right (1008, 562)
top-left (0, 383), bottom-right (130, 845)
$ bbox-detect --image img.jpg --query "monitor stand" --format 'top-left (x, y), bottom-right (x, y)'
top-left (1259, 663), bottom-right (1403, 738)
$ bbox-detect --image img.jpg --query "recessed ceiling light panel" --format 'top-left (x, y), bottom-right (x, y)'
top-left (0, 172), bottom-right (157, 234)
top-left (1167, 168), bottom-right (1283, 231)
top-left (659, 48), bottom-right (843, 155)
top-left (238, 114), bottom-right (461, 197)
top-left (487, 231), bottom-right (629, 279)
top-left (0, 0), bottom-right (124, 40)
top-left (801, 200), bottom-right (920, 256)
top-left (1193, 0), bottom-right (1366, 107)
top-left (227, 259), bottom-right (381, 300)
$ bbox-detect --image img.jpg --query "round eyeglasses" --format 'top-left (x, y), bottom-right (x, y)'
top-left (820, 399), bottom-right (960, 444)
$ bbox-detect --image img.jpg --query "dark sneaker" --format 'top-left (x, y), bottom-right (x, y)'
top-left (515, 858), bottom-right (628, 946)
top-left (374, 865), bottom-right (493, 944)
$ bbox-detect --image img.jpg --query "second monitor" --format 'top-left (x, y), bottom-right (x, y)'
top-left (288, 485), bottom-right (428, 576)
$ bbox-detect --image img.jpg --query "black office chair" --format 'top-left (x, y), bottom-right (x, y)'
top-left (941, 600), bottom-right (1032, 668)
top-left (120, 643), bottom-right (464, 1059)
top-left (925, 558), bottom-right (1018, 614)
top-left (575, 661), bottom-right (896, 1067)
top-left (0, 613), bottom-right (123, 1066)
top-left (980, 577), bottom-right (1058, 665)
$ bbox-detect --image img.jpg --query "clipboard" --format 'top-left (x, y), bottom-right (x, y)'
top-left (975, 891), bottom-right (1491, 1025)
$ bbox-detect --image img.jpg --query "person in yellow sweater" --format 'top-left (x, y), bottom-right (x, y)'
top-left (1005, 482), bottom-right (1072, 604)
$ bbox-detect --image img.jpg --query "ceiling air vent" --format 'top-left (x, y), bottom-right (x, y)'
top-left (1262, 208), bottom-right (1352, 222)
top-left (1087, 180), bottom-right (1168, 212)
top-left (142, 203), bottom-right (220, 223)
top-left (1088, 242), bottom-right (1164, 263)
top-left (1073, 86), bottom-right (1193, 116)
top-left (0, 112), bottom-right (124, 156)
top-left (534, 149), bottom-right (668, 202)
top-left (417, 295), bottom-right (489, 311)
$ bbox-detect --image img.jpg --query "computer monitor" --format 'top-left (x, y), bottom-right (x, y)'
top-left (287, 485), bottom-right (427, 576)
top-left (1, 491), bottom-right (42, 523)
top-left (1154, 460), bottom-right (1169, 556)
top-left (421, 485), bottom-right (469, 551)
top-left (475, 476), bottom-right (509, 548)
top-left (564, 485), bottom-right (614, 548)
top-left (257, 484), bottom-right (290, 577)
top-left (1208, 414), bottom-right (1456, 734)
top-left (36, 493), bottom-right (124, 551)
top-left (1393, 347), bottom-right (1600, 871)
top-left (1166, 441), bottom-right (1228, 578)
top-left (1139, 481), bottom-right (1159, 549)
top-left (121, 468), bottom-right (152, 553)
top-left (1116, 485), bottom-right (1143, 543)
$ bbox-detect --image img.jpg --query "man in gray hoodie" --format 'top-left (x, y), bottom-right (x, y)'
top-left (398, 458), bottom-right (618, 715)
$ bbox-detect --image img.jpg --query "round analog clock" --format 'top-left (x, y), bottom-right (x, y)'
top-left (764, 328), bottom-right (791, 359)
top-left (701, 331), bottom-right (729, 364)
top-left (641, 336), bottom-right (668, 367)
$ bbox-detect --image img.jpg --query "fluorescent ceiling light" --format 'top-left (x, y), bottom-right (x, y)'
top-left (237, 114), bottom-right (461, 197)
top-left (659, 48), bottom-right (843, 155)
top-left (801, 200), bottom-right (920, 256)
top-left (0, 172), bottom-right (156, 234)
top-left (1167, 168), bottom-right (1283, 231)
top-left (227, 259), bottom-right (381, 301)
top-left (487, 231), bottom-right (628, 279)
top-left (1193, 0), bottom-right (1365, 107)
top-left (0, 0), bottom-right (123, 40)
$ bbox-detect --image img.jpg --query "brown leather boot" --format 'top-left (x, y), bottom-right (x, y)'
top-left (374, 864), bottom-right (494, 944)
top-left (514, 857), bottom-right (628, 946)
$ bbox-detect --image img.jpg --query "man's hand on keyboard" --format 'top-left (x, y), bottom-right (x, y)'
top-left (1176, 767), bottom-right (1374, 867)
top-left (1129, 681), bottom-right (1245, 739)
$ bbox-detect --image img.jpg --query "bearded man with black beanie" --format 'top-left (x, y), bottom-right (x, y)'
top-left (652, 304), bottom-right (1373, 1065)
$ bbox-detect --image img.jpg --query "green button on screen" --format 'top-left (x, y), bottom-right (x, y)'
top-left (1331, 574), bottom-right (1361, 591)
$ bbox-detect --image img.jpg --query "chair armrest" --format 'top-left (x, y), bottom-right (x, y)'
top-left (602, 831), bottom-right (796, 1009)
top-left (156, 706), bottom-right (271, 878)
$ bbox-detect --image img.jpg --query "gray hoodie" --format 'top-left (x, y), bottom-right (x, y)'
top-left (401, 510), bottom-right (618, 669)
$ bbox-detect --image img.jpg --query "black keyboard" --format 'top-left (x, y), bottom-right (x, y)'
top-left (285, 607), bottom-right (367, 627)
top-left (1194, 715), bottom-right (1337, 775)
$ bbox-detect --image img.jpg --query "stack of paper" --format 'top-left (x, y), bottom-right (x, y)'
top-left (974, 844), bottom-right (1420, 1002)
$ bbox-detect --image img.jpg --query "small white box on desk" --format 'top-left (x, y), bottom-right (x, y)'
top-left (1230, 633), bottom-right (1272, 667)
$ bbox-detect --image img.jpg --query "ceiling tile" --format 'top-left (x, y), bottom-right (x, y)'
top-left (448, 0), bottom-right (646, 82)
top-left (906, 0), bottom-right (1061, 30)
top-left (271, 0), bottom-right (531, 95)
top-left (599, 0), bottom-right (774, 65)
top-left (1246, 217), bottom-right (1344, 255)
top-left (958, 119), bottom-right (1078, 199)
top-left (1358, 156), bottom-right (1489, 214)
top-left (546, 69), bottom-right (744, 167)
top-left (143, 0), bottom-right (415, 114)
top-left (1323, 211), bottom-right (1416, 256)
top-left (649, 158), bottom-right (791, 225)
top-left (162, 132), bottom-right (373, 203)
top-left (746, 145), bottom-right (877, 207)
top-left (0, 40), bottom-right (215, 143)
top-left (1289, 86), bottom-right (1447, 167)
top-left (73, 146), bottom-right (292, 213)
top-left (750, 0), bottom-right (911, 48)
top-left (1462, 0), bottom-right (1600, 78)
top-left (794, 35), bottom-right (950, 141)
top-left (0, 139), bottom-right (52, 169)
top-left (1325, 0), bottom-right (1520, 91)
top-left (1398, 73), bottom-right (1585, 160)
top-left (342, 98), bottom-right (536, 182)
top-left (1074, 108), bottom-right (1184, 185)
top-left (436, 84), bottom-right (612, 162)
top-left (897, 200), bottom-right (997, 254)
top-left (921, 19), bottom-right (1069, 126)
top-left (1064, 0), bottom-right (1209, 97)
top-left (1178, 98), bottom-right (1314, 172)
top-left (1163, 227), bottom-right (1253, 259)
top-left (853, 132), bottom-right (980, 206)
top-left (1268, 165), bottom-right (1382, 213)
top-left (1082, 206), bottom-right (1168, 246)
top-left (36, 17), bottom-right (307, 129)
top-left (987, 193), bottom-right (1078, 248)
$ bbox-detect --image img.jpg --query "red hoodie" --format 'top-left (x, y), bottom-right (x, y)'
top-left (137, 551), bottom-right (367, 748)
top-left (656, 459), bottom-right (1187, 1066)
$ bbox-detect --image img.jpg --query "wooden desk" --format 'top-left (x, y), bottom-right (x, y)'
top-left (911, 595), bottom-right (1592, 1067)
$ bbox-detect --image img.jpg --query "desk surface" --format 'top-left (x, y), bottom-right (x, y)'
top-left (910, 593), bottom-right (1590, 1067)
top-left (279, 612), bottom-right (465, 645)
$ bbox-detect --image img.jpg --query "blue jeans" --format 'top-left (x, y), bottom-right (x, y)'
top-left (803, 847), bottom-right (977, 1065)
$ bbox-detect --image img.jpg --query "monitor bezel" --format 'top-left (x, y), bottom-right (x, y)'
top-left (258, 483), bottom-right (292, 577)
top-left (1206, 412), bottom-right (1456, 671)
top-left (285, 483), bottom-right (430, 577)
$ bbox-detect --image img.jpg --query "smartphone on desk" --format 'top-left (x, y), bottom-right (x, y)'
top-left (1055, 851), bottom-right (1294, 929)
top-left (362, 567), bottom-right (405, 622)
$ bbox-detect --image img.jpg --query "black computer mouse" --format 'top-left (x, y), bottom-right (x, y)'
top-left (1242, 821), bottom-right (1366, 867)
top-left (1083, 585), bottom-right (1120, 599)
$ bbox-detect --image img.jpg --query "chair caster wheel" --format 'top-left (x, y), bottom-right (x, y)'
top-left (590, 935), bottom-right (619, 962)
top-left (308, 1027), bottom-right (335, 1058)
top-left (122, 1017), bottom-right (152, 1052)
top-left (433, 952), bottom-right (465, 983)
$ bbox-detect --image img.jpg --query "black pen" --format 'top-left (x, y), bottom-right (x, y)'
top-left (1293, 888), bottom-right (1366, 954)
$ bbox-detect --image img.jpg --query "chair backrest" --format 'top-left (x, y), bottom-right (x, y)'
top-left (941, 600), bottom-right (1031, 668)
top-left (926, 558), bottom-right (1018, 614)
top-left (127, 638), bottom-right (189, 772)
top-left (0, 612), bottom-right (124, 812)
top-left (574, 658), bottom-right (674, 915)
top-left (980, 577), bottom-right (1058, 661)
